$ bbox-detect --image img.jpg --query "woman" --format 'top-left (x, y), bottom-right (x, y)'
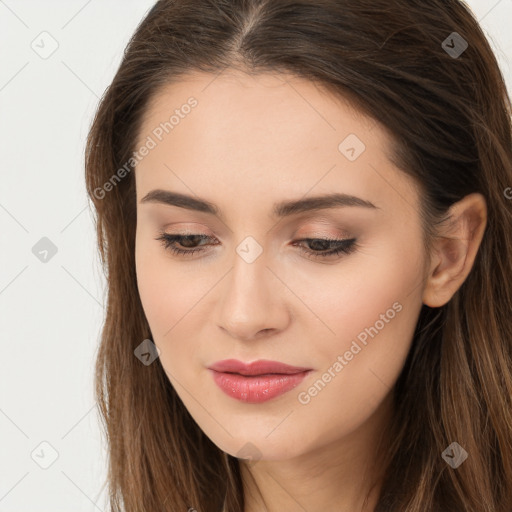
top-left (85, 1), bottom-right (512, 510)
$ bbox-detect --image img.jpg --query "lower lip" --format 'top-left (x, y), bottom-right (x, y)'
top-left (209, 369), bottom-right (311, 403)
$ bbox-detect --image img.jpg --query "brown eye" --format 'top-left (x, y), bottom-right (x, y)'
top-left (155, 233), bottom-right (217, 256)
top-left (292, 238), bottom-right (358, 259)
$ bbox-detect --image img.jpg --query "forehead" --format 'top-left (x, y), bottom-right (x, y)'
top-left (139, 69), bottom-right (378, 148)
top-left (134, 70), bottom-right (418, 221)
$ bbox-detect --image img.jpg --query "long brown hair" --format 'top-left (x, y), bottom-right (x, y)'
top-left (85, 1), bottom-right (512, 510)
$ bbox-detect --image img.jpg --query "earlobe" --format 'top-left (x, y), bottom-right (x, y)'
top-left (422, 193), bottom-right (487, 308)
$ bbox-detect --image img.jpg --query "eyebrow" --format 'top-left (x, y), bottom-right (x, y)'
top-left (139, 189), bottom-right (380, 218)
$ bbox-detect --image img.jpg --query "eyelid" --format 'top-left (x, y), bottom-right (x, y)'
top-left (296, 230), bottom-right (353, 240)
top-left (294, 226), bottom-right (355, 241)
top-left (160, 223), bottom-right (217, 240)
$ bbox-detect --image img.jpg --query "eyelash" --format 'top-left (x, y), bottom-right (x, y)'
top-left (155, 232), bottom-right (358, 260)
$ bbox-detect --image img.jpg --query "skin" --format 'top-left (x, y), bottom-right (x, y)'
top-left (133, 70), bottom-right (487, 511)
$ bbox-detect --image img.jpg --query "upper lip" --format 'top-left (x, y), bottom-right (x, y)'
top-left (208, 359), bottom-right (312, 376)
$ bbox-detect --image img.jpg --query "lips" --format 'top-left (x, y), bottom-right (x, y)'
top-left (207, 359), bottom-right (313, 403)
top-left (208, 359), bottom-right (311, 376)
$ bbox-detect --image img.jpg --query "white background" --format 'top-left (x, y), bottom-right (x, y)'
top-left (0, 1), bottom-right (511, 510)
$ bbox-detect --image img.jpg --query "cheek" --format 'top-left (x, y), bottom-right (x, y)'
top-left (294, 238), bottom-right (424, 429)
top-left (134, 237), bottom-right (213, 372)
top-left (134, 233), bottom-right (190, 352)
top-left (135, 243), bottom-right (169, 331)
top-left (320, 252), bottom-right (422, 350)
top-left (290, 230), bottom-right (423, 345)
top-left (135, 226), bottom-right (193, 327)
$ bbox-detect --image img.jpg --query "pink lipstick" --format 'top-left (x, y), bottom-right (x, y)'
top-left (208, 359), bottom-right (312, 403)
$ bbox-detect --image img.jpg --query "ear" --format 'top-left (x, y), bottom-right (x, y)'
top-left (422, 193), bottom-right (487, 308)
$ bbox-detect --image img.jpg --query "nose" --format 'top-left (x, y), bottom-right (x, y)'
top-left (215, 250), bottom-right (291, 342)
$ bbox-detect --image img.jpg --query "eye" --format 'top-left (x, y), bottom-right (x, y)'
top-left (155, 233), bottom-right (218, 256)
top-left (155, 232), bottom-right (358, 260)
top-left (292, 237), bottom-right (358, 259)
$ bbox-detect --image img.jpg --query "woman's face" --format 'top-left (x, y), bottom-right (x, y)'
top-left (134, 70), bottom-right (427, 462)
